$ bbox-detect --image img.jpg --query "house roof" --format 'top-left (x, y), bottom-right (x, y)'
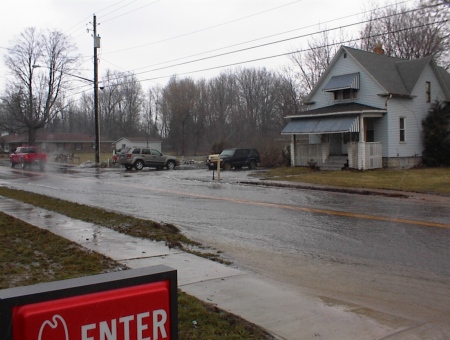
top-left (305, 46), bottom-right (450, 102)
top-left (346, 47), bottom-right (432, 96)
top-left (1, 133), bottom-right (112, 143)
top-left (282, 115), bottom-right (360, 134)
top-left (114, 136), bottom-right (161, 144)
top-left (286, 103), bottom-right (386, 119)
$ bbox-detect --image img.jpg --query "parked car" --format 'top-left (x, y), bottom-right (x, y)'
top-left (10, 146), bottom-right (48, 170)
top-left (118, 147), bottom-right (178, 170)
top-left (206, 148), bottom-right (260, 170)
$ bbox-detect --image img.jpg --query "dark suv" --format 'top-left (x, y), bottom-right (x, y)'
top-left (118, 147), bottom-right (178, 170)
top-left (207, 148), bottom-right (260, 170)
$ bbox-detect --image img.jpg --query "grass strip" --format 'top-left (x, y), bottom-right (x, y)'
top-left (0, 207), bottom-right (273, 339)
top-left (258, 167), bottom-right (450, 195)
top-left (0, 187), bottom-right (226, 263)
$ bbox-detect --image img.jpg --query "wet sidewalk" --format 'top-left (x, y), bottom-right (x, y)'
top-left (0, 197), bottom-right (421, 339)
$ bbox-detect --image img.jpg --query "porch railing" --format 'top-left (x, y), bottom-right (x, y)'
top-left (293, 141), bottom-right (382, 170)
top-left (348, 142), bottom-right (382, 170)
top-left (366, 142), bottom-right (383, 169)
top-left (294, 143), bottom-right (328, 166)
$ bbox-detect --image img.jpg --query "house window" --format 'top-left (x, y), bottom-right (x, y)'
top-left (334, 89), bottom-right (357, 101)
top-left (365, 119), bottom-right (374, 142)
top-left (75, 143), bottom-right (81, 150)
top-left (399, 117), bottom-right (406, 142)
top-left (426, 81), bottom-right (431, 103)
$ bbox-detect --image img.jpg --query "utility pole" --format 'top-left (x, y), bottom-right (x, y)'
top-left (93, 14), bottom-right (100, 165)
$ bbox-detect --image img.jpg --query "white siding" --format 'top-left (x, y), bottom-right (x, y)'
top-left (385, 64), bottom-right (446, 158)
top-left (114, 138), bottom-right (161, 152)
top-left (307, 53), bottom-right (386, 110)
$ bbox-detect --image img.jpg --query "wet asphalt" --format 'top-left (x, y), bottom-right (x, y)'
top-left (2, 164), bottom-right (448, 339)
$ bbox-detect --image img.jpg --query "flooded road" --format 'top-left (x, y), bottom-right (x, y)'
top-left (1, 163), bottom-right (450, 335)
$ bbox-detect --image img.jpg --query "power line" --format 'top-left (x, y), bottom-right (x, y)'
top-left (103, 0), bottom-right (308, 55)
top-left (99, 0), bottom-right (421, 78)
top-left (2, 0), bottom-right (445, 98)
top-left (32, 14), bottom-right (450, 107)
top-left (98, 1), bottom-right (445, 83)
top-left (101, 0), bottom-right (165, 24)
top-left (98, 18), bottom-right (448, 88)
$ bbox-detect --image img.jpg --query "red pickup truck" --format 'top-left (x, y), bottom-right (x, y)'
top-left (10, 146), bottom-right (48, 170)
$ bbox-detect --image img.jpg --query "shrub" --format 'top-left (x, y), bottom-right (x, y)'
top-left (422, 102), bottom-right (450, 166)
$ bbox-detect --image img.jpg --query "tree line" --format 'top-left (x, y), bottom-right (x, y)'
top-left (1, 0), bottom-right (448, 158)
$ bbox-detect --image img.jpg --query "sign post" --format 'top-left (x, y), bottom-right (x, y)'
top-left (217, 156), bottom-right (221, 180)
top-left (0, 265), bottom-right (177, 340)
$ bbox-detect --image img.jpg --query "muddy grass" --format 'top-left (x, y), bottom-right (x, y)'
top-left (0, 187), bottom-right (229, 264)
top-left (0, 207), bottom-right (274, 339)
top-left (258, 167), bottom-right (450, 195)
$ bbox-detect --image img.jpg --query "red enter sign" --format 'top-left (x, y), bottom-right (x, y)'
top-left (12, 281), bottom-right (172, 340)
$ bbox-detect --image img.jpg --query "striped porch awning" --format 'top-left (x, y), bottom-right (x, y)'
top-left (281, 115), bottom-right (359, 134)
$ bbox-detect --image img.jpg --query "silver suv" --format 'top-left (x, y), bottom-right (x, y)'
top-left (118, 147), bottom-right (178, 170)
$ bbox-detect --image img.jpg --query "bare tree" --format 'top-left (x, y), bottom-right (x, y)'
top-left (160, 76), bottom-right (198, 154)
top-left (141, 87), bottom-right (160, 141)
top-left (289, 29), bottom-right (345, 96)
top-left (205, 71), bottom-right (238, 150)
top-left (359, 0), bottom-right (450, 68)
top-left (99, 70), bottom-right (123, 140)
top-left (1, 27), bottom-right (79, 144)
top-left (278, 67), bottom-right (303, 119)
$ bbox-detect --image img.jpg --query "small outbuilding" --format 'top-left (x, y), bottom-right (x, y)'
top-left (113, 137), bottom-right (162, 153)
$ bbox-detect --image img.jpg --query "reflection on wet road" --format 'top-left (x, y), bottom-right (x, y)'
top-left (1, 165), bottom-right (449, 277)
top-left (2, 164), bottom-right (450, 336)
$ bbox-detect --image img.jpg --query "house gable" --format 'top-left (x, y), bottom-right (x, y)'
top-left (306, 46), bottom-right (448, 106)
top-left (305, 47), bottom-right (388, 110)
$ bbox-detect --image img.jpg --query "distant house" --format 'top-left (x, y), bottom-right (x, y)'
top-left (281, 45), bottom-right (450, 170)
top-left (0, 133), bottom-right (113, 154)
top-left (113, 137), bottom-right (162, 153)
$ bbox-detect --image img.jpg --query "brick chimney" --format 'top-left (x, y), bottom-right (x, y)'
top-left (373, 43), bottom-right (385, 55)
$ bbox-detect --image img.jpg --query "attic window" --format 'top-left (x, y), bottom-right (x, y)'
top-left (334, 89), bottom-right (358, 100)
top-left (426, 81), bottom-right (431, 103)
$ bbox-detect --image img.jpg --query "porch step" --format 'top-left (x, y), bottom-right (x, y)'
top-left (321, 156), bottom-right (348, 171)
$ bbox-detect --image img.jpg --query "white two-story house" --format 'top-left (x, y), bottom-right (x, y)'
top-left (282, 45), bottom-right (450, 170)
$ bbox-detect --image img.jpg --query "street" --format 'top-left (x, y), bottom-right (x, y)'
top-left (1, 163), bottom-right (450, 337)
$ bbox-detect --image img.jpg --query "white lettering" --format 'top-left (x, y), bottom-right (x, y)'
top-left (81, 323), bottom-right (96, 340)
top-left (80, 310), bottom-right (168, 340)
top-left (153, 310), bottom-right (167, 339)
top-left (100, 319), bottom-right (117, 340)
top-left (137, 312), bottom-right (150, 340)
top-left (119, 315), bottom-right (134, 340)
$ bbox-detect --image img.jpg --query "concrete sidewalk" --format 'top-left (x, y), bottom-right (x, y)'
top-left (0, 197), bottom-right (421, 339)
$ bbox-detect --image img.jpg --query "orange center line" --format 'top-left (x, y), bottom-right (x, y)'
top-left (144, 186), bottom-right (450, 229)
top-left (11, 170), bottom-right (449, 229)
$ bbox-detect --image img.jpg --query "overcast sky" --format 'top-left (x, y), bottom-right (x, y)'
top-left (1, 0), bottom-right (407, 93)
